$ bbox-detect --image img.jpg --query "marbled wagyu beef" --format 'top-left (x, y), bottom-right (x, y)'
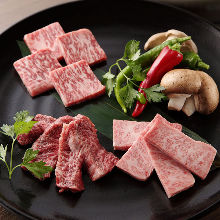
top-left (49, 60), bottom-right (105, 107)
top-left (57, 28), bottom-right (107, 65)
top-left (28, 116), bottom-right (75, 179)
top-left (24, 22), bottom-right (65, 59)
top-left (144, 115), bottom-right (217, 179)
top-left (13, 49), bottom-right (61, 97)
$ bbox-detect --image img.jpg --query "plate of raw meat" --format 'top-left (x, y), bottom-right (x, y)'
top-left (0, 0), bottom-right (219, 219)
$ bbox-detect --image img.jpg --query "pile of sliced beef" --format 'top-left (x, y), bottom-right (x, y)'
top-left (114, 114), bottom-right (217, 198)
top-left (14, 22), bottom-right (106, 105)
top-left (18, 114), bottom-right (118, 193)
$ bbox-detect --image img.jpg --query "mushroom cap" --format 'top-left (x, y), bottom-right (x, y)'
top-left (194, 71), bottom-right (219, 114)
top-left (160, 69), bottom-right (202, 94)
top-left (144, 29), bottom-right (198, 53)
top-left (144, 32), bottom-right (167, 51)
top-left (166, 29), bottom-right (198, 53)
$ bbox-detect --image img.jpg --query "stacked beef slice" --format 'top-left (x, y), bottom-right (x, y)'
top-left (114, 114), bottom-right (217, 198)
top-left (14, 22), bottom-right (106, 106)
top-left (18, 114), bottom-right (118, 193)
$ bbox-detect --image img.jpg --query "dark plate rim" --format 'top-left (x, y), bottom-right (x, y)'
top-left (0, 0), bottom-right (219, 219)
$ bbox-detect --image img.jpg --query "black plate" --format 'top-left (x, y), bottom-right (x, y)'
top-left (0, 0), bottom-right (219, 219)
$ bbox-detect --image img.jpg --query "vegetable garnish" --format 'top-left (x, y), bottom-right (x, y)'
top-left (0, 110), bottom-right (53, 179)
top-left (103, 37), bottom-right (191, 114)
top-left (132, 44), bottom-right (183, 117)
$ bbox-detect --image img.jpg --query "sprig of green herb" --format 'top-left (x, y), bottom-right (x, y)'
top-left (0, 110), bottom-right (53, 179)
top-left (102, 40), bottom-right (167, 110)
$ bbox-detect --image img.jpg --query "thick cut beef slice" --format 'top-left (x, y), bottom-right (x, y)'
top-left (24, 22), bottom-right (65, 59)
top-left (116, 135), bottom-right (154, 181)
top-left (49, 60), bottom-right (105, 107)
top-left (13, 49), bottom-right (62, 97)
top-left (144, 114), bottom-right (217, 179)
top-left (113, 116), bottom-right (181, 151)
top-left (17, 114), bottom-right (56, 145)
top-left (147, 142), bottom-right (195, 198)
top-left (67, 114), bottom-right (118, 181)
top-left (29, 115), bottom-right (75, 179)
top-left (55, 121), bottom-right (84, 193)
top-left (57, 28), bottom-right (107, 65)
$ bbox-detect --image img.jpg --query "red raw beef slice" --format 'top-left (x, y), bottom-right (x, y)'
top-left (17, 114), bottom-right (56, 145)
top-left (24, 22), bottom-right (65, 59)
top-left (13, 49), bottom-right (62, 97)
top-left (116, 135), bottom-right (154, 181)
top-left (113, 120), bottom-right (149, 151)
top-left (144, 114), bottom-right (217, 179)
top-left (55, 120), bottom-right (84, 193)
top-left (147, 142), bottom-right (195, 198)
top-left (57, 28), bottom-right (107, 65)
top-left (116, 115), bottom-right (182, 181)
top-left (49, 60), bottom-right (105, 107)
top-left (69, 114), bottom-right (118, 181)
top-left (113, 117), bottom-right (181, 151)
top-left (29, 115), bottom-right (75, 179)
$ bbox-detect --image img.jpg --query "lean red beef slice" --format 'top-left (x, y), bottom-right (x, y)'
top-left (113, 116), bottom-right (181, 151)
top-left (49, 60), bottom-right (105, 107)
top-left (144, 114), bottom-right (217, 179)
top-left (116, 115), bottom-right (182, 181)
top-left (68, 114), bottom-right (118, 181)
top-left (24, 22), bottom-right (65, 60)
top-left (57, 28), bottom-right (107, 65)
top-left (17, 114), bottom-right (56, 145)
top-left (29, 115), bottom-right (75, 179)
top-left (13, 49), bottom-right (62, 97)
top-left (147, 142), bottom-right (195, 198)
top-left (55, 120), bottom-right (85, 193)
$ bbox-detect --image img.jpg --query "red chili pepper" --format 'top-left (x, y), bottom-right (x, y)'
top-left (132, 45), bottom-right (183, 117)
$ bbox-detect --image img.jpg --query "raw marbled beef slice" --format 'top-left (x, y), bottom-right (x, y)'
top-left (17, 114), bottom-right (56, 145)
top-left (147, 142), bottom-right (195, 198)
top-left (144, 114), bottom-right (217, 179)
top-left (13, 49), bottom-right (62, 96)
top-left (57, 28), bottom-right (107, 65)
top-left (116, 135), bottom-right (154, 181)
top-left (29, 115), bottom-right (75, 179)
top-left (68, 114), bottom-right (118, 181)
top-left (113, 120), bottom-right (149, 151)
top-left (55, 122), bottom-right (84, 193)
top-left (116, 117), bottom-right (182, 181)
top-left (113, 116), bottom-right (181, 151)
top-left (24, 22), bottom-right (65, 59)
top-left (49, 60), bottom-right (105, 107)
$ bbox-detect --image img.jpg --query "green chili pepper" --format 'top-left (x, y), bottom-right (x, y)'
top-left (114, 36), bottom-right (191, 113)
top-left (180, 51), bottom-right (210, 70)
top-left (136, 92), bottom-right (146, 104)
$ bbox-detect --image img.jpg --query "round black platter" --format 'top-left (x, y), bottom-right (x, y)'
top-left (0, 0), bottom-right (219, 219)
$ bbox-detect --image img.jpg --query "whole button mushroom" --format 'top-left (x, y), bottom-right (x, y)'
top-left (160, 69), bottom-right (219, 116)
top-left (144, 29), bottom-right (198, 53)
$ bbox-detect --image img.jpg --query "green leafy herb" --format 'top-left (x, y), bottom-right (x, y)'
top-left (102, 40), bottom-right (165, 111)
top-left (0, 144), bottom-right (7, 163)
top-left (0, 110), bottom-right (53, 179)
top-left (120, 83), bottom-right (137, 109)
top-left (143, 85), bottom-right (167, 103)
top-left (123, 40), bottom-right (140, 61)
top-left (102, 40), bottom-right (143, 97)
top-left (14, 110), bottom-right (34, 122)
top-left (22, 149), bottom-right (53, 179)
top-left (102, 71), bottom-right (116, 97)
